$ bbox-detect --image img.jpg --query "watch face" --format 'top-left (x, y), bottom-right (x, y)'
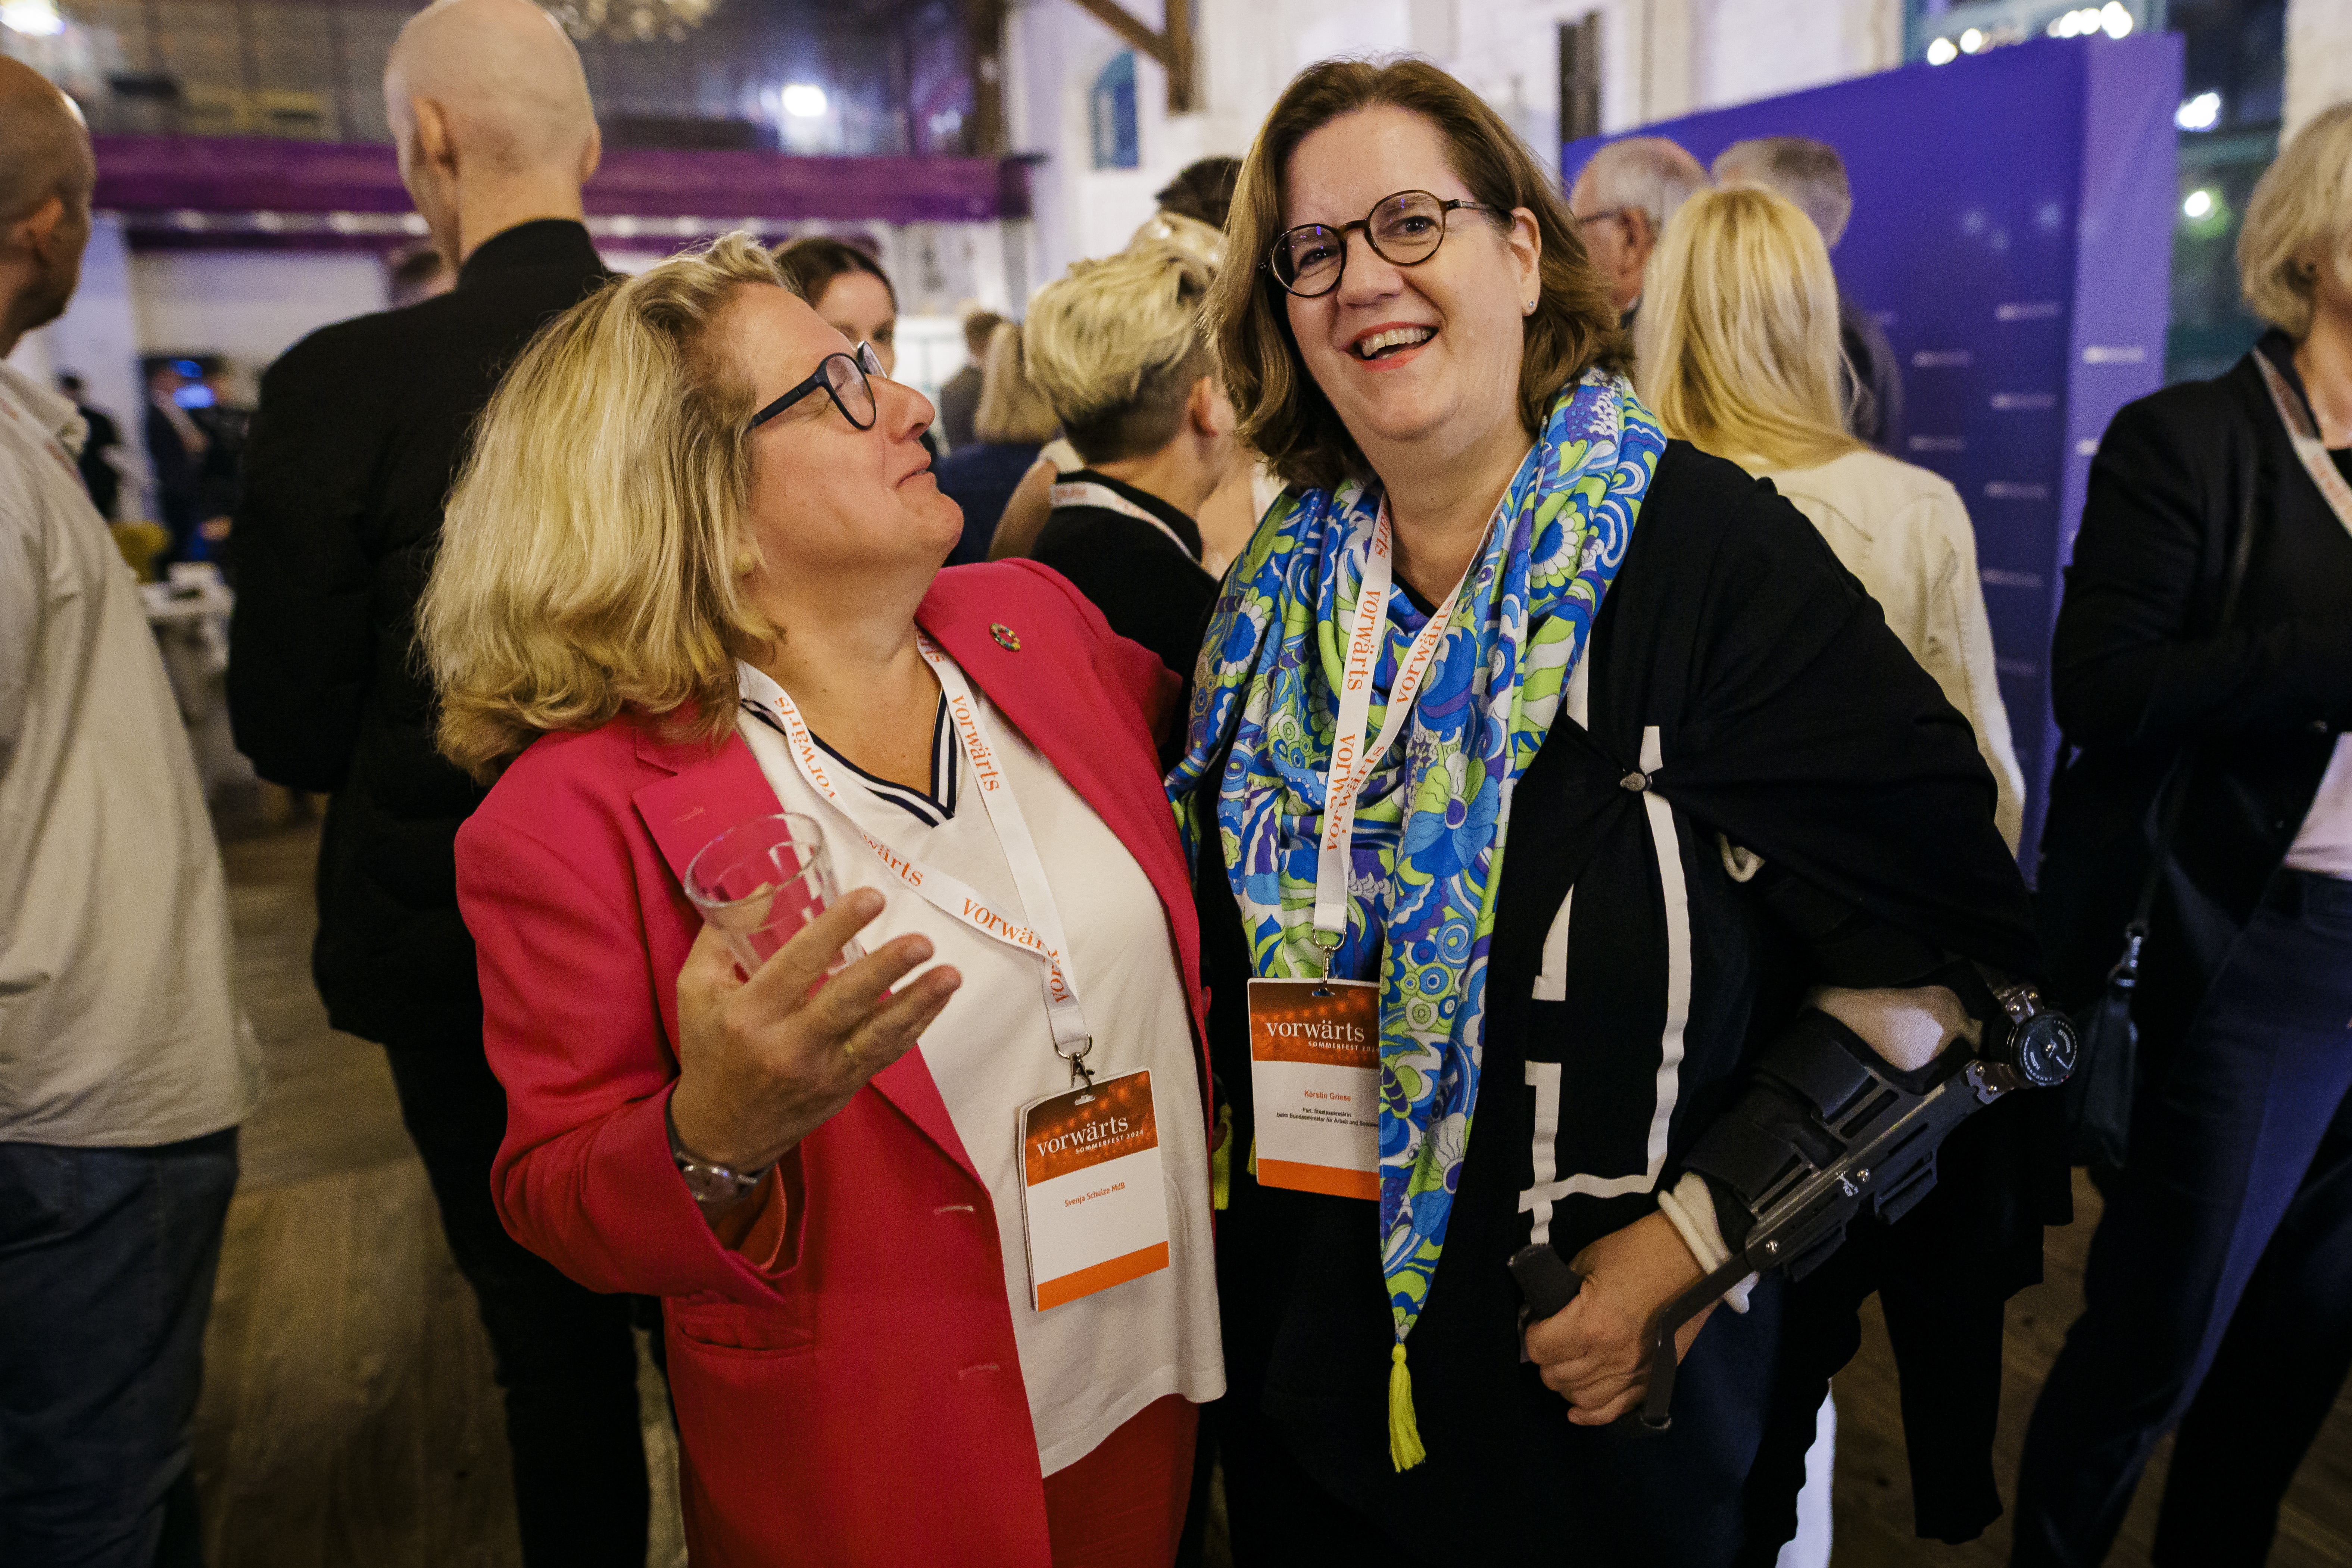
top-left (2014, 1013), bottom-right (2079, 1089)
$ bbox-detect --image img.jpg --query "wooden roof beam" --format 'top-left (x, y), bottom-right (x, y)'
top-left (1063, 0), bottom-right (1194, 112)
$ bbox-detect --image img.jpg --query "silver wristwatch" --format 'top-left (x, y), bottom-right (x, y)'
top-left (667, 1107), bottom-right (772, 1207)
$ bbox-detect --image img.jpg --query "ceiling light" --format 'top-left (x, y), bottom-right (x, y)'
top-left (2176, 91), bottom-right (2221, 131)
top-left (0, 0), bottom-right (63, 36)
top-left (2182, 189), bottom-right (2213, 220)
top-left (1960, 27), bottom-right (1985, 52)
top-left (2101, 2), bottom-right (2133, 38)
top-left (781, 84), bottom-right (828, 119)
top-left (1927, 36), bottom-right (1958, 65)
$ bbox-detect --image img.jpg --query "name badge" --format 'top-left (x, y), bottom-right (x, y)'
top-left (1019, 1069), bottom-right (1171, 1311)
top-left (1247, 978), bottom-right (1381, 1200)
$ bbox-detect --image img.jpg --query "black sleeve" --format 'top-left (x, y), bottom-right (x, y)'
top-left (1653, 461), bottom-right (2040, 979)
top-left (2052, 390), bottom-right (2352, 748)
top-left (226, 333), bottom-right (380, 792)
top-left (1032, 517), bottom-right (1216, 689)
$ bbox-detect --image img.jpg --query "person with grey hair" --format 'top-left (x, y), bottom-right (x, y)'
top-left (227, 1), bottom-right (646, 1561)
top-left (1566, 134), bottom-right (1709, 322)
top-left (1714, 135), bottom-right (1904, 450)
top-left (2016, 102), bottom-right (2352, 1566)
top-left (0, 55), bottom-right (262, 1567)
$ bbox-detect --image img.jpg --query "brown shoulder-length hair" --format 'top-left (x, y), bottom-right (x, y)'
top-left (1207, 57), bottom-right (1627, 492)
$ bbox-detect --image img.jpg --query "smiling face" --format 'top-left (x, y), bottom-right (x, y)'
top-left (1281, 106), bottom-right (1541, 478)
top-left (812, 268), bottom-right (898, 377)
top-left (722, 284), bottom-right (958, 605)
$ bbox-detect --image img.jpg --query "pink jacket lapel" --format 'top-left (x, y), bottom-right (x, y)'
top-left (629, 726), bottom-right (982, 1188)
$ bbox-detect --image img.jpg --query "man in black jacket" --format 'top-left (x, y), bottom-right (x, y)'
top-left (226, 3), bottom-right (644, 1562)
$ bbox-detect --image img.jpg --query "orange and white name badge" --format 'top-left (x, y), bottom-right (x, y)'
top-left (1247, 979), bottom-right (1381, 1200)
top-left (1019, 1069), bottom-right (1171, 1312)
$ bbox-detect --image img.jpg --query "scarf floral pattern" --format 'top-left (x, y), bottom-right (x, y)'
top-left (1169, 373), bottom-right (1664, 1350)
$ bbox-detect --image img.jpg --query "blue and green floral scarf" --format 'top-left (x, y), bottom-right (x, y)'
top-left (1169, 373), bottom-right (1663, 1432)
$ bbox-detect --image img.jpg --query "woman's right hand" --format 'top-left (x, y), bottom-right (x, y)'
top-left (670, 888), bottom-right (961, 1176)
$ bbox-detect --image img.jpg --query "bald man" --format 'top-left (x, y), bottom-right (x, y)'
top-left (225, 6), bottom-right (643, 1564)
top-left (1567, 135), bottom-right (1710, 323)
top-left (0, 59), bottom-right (261, 1568)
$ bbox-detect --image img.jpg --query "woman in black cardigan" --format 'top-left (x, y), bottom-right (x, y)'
top-left (2017, 105), bottom-right (2352, 1567)
top-left (1175, 59), bottom-right (2059, 1565)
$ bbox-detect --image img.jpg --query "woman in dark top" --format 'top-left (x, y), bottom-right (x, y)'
top-left (936, 321), bottom-right (1057, 564)
top-left (1172, 59), bottom-right (2054, 1566)
top-left (2016, 106), bottom-right (2352, 1568)
top-left (1020, 238), bottom-right (1235, 692)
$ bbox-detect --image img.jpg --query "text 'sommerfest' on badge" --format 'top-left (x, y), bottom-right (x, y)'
top-left (1019, 1069), bottom-right (1170, 1312)
top-left (1247, 978), bottom-right (1381, 1200)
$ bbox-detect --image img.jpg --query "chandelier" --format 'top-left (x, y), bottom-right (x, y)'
top-left (542, 0), bottom-right (716, 44)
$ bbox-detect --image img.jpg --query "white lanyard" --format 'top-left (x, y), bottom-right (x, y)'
top-left (1049, 479), bottom-right (1203, 564)
top-left (1312, 502), bottom-right (1481, 956)
top-left (2254, 349), bottom-right (2352, 541)
top-left (753, 643), bottom-right (1096, 1078)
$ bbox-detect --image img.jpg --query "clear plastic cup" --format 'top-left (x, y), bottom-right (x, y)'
top-left (682, 813), bottom-right (859, 979)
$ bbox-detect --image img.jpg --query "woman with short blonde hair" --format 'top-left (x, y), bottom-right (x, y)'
top-left (426, 232), bottom-right (1225, 1568)
top-left (1634, 184), bottom-right (2025, 847)
top-left (2019, 101), bottom-right (2352, 1565)
top-left (1173, 57), bottom-right (2043, 1564)
top-left (1018, 238), bottom-right (1234, 681)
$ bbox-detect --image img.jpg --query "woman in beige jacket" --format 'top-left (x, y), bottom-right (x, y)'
top-left (1635, 185), bottom-right (2025, 850)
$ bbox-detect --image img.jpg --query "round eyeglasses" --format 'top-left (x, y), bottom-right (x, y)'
top-left (1267, 190), bottom-right (1501, 298)
top-left (745, 340), bottom-right (886, 435)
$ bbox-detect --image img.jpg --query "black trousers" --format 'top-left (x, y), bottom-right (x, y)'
top-left (2014, 871), bottom-right (2352, 1565)
top-left (383, 1042), bottom-right (650, 1568)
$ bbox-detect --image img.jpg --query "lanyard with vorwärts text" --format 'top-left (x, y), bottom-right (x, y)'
top-left (1244, 500), bottom-right (1484, 1204)
top-left (751, 639), bottom-right (1097, 1083)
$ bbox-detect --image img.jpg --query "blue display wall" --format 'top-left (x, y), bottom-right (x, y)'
top-left (1567, 34), bottom-right (2184, 868)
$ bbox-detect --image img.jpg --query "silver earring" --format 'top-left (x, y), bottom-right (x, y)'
top-left (1524, 299), bottom-right (1537, 314)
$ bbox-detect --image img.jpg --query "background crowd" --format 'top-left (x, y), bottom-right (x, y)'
top-left (3, 1), bottom-right (2351, 1567)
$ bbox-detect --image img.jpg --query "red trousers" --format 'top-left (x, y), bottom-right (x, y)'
top-left (1040, 1395), bottom-right (1199, 1568)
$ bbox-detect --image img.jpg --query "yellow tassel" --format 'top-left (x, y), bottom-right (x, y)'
top-left (1386, 1343), bottom-right (1427, 1471)
top-left (1210, 1105), bottom-right (1233, 1211)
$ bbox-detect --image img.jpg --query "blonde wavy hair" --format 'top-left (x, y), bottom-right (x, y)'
top-left (1633, 184), bottom-right (1862, 472)
top-left (2239, 102), bottom-right (2352, 339)
top-left (419, 232), bottom-right (786, 782)
top-left (1024, 238), bottom-right (1216, 464)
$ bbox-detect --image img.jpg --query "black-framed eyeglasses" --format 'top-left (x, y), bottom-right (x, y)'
top-left (1266, 190), bottom-right (1501, 298)
top-left (745, 340), bottom-right (886, 434)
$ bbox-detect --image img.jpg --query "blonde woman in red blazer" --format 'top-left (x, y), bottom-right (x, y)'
top-left (419, 235), bottom-right (1224, 1568)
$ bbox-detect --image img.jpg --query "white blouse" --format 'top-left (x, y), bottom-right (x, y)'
top-left (733, 659), bottom-right (1225, 1474)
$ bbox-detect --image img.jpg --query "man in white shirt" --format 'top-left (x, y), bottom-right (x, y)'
top-left (0, 58), bottom-right (262, 1567)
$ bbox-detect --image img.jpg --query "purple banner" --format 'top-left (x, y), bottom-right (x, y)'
top-left (1565, 35), bottom-right (2183, 869)
top-left (92, 135), bottom-right (1030, 227)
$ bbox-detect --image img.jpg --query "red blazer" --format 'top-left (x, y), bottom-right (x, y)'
top-left (454, 563), bottom-right (1206, 1568)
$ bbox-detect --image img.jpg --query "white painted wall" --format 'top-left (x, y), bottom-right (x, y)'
top-left (9, 215), bottom-right (150, 512)
top-left (130, 250), bottom-right (389, 370)
top-left (2286, 0), bottom-right (2352, 138)
top-left (1000, 0), bottom-right (1911, 297)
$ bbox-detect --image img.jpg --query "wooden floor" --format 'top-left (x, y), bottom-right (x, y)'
top-left (193, 804), bottom-right (2352, 1565)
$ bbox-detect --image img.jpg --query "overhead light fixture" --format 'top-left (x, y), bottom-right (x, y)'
top-left (1927, 36), bottom-right (1958, 65)
top-left (542, 0), bottom-right (715, 44)
top-left (1960, 27), bottom-right (1985, 52)
top-left (2176, 91), bottom-right (2221, 131)
top-left (780, 83), bottom-right (828, 119)
top-left (2102, 2), bottom-right (2133, 37)
top-left (2182, 188), bottom-right (2214, 220)
top-left (0, 0), bottom-right (63, 36)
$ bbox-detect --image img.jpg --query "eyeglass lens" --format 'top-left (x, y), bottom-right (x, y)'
top-left (1276, 191), bottom-right (1455, 295)
top-left (826, 344), bottom-right (882, 429)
